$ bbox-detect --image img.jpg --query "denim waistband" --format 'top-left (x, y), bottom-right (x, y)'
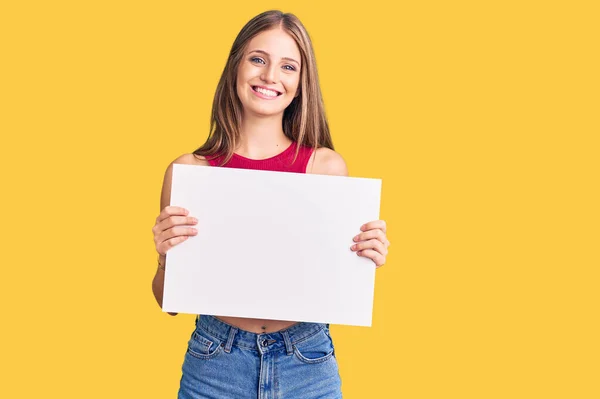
top-left (195, 315), bottom-right (328, 353)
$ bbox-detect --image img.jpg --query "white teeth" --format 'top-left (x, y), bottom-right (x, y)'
top-left (254, 87), bottom-right (278, 97)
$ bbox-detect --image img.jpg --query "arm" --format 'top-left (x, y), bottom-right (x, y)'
top-left (308, 147), bottom-right (390, 267)
top-left (151, 153), bottom-right (205, 315)
top-left (152, 160), bottom-right (177, 315)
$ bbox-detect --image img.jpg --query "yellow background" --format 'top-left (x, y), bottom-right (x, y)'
top-left (1, 1), bottom-right (598, 398)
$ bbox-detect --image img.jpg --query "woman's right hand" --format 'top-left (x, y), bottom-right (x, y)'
top-left (152, 206), bottom-right (198, 256)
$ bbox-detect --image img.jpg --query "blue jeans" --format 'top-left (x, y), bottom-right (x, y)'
top-left (178, 315), bottom-right (343, 398)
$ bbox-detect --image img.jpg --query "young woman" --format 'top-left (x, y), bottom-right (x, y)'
top-left (151, 10), bottom-right (390, 398)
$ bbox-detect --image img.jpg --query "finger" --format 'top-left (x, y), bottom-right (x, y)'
top-left (158, 225), bottom-right (198, 245)
top-left (153, 216), bottom-right (197, 245)
top-left (360, 220), bottom-right (387, 234)
top-left (156, 206), bottom-right (189, 224)
top-left (158, 235), bottom-right (190, 255)
top-left (357, 249), bottom-right (385, 268)
top-left (351, 239), bottom-right (388, 257)
top-left (156, 215), bottom-right (198, 233)
top-left (352, 229), bottom-right (386, 244)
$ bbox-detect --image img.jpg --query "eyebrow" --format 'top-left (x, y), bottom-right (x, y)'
top-left (248, 49), bottom-right (300, 66)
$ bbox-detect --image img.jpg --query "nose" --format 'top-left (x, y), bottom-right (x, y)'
top-left (260, 64), bottom-right (279, 84)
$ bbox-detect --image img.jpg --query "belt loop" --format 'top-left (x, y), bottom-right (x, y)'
top-left (223, 326), bottom-right (238, 353)
top-left (281, 329), bottom-right (293, 356)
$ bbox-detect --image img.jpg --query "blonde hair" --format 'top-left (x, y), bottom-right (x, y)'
top-left (193, 10), bottom-right (334, 165)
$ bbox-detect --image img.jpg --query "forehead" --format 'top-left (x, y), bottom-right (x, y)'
top-left (246, 29), bottom-right (301, 61)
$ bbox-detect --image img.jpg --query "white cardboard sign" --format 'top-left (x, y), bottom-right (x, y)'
top-left (162, 164), bottom-right (381, 326)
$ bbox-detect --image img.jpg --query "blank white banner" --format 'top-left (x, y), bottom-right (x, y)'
top-left (163, 164), bottom-right (381, 326)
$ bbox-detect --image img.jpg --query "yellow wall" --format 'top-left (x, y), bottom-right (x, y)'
top-left (1, 1), bottom-right (598, 397)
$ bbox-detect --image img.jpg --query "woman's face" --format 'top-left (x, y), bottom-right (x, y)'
top-left (236, 28), bottom-right (301, 118)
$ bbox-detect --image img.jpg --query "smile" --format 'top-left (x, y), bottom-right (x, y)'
top-left (252, 86), bottom-right (282, 99)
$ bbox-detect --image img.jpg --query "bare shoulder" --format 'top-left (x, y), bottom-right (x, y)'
top-left (171, 153), bottom-right (209, 166)
top-left (159, 153), bottom-right (209, 210)
top-left (307, 147), bottom-right (348, 177)
top-left (163, 153), bottom-right (209, 186)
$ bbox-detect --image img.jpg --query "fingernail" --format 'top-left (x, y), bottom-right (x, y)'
top-left (191, 228), bottom-right (198, 233)
top-left (353, 236), bottom-right (359, 241)
top-left (192, 218), bottom-right (198, 223)
top-left (351, 245), bottom-right (357, 250)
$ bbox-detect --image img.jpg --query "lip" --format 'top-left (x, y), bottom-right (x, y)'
top-left (251, 85), bottom-right (282, 100)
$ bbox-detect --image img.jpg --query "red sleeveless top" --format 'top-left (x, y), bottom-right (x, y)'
top-left (207, 141), bottom-right (314, 173)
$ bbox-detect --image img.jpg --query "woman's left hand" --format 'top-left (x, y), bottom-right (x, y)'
top-left (350, 220), bottom-right (390, 268)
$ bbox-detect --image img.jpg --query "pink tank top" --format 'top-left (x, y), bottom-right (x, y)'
top-left (206, 141), bottom-right (314, 173)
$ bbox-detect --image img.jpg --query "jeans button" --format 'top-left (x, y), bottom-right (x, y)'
top-left (262, 340), bottom-right (268, 347)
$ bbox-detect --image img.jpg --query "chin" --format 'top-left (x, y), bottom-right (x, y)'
top-left (250, 108), bottom-right (285, 117)
top-left (247, 103), bottom-right (289, 117)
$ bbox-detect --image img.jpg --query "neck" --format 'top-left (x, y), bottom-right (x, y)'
top-left (237, 112), bottom-right (292, 159)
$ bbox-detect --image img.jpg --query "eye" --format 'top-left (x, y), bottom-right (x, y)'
top-left (251, 57), bottom-right (265, 64)
top-left (283, 65), bottom-right (296, 71)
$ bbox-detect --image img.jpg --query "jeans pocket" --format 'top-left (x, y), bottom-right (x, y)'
top-left (293, 329), bottom-right (335, 365)
top-left (186, 328), bottom-right (224, 360)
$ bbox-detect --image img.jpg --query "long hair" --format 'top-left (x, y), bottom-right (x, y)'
top-left (193, 10), bottom-right (334, 165)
